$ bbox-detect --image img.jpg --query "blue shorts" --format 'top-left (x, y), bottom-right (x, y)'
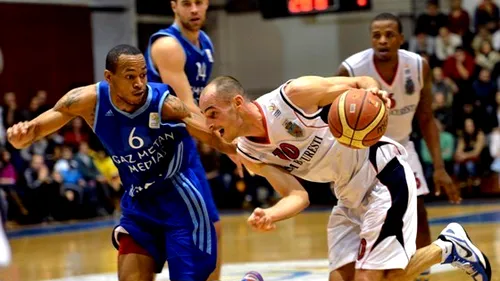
top-left (186, 138), bottom-right (220, 223)
top-left (112, 170), bottom-right (217, 281)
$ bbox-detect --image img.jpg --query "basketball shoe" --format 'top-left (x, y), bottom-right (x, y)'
top-left (435, 223), bottom-right (491, 281)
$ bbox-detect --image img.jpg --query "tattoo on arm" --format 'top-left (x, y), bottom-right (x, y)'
top-left (164, 95), bottom-right (191, 118)
top-left (55, 87), bottom-right (85, 111)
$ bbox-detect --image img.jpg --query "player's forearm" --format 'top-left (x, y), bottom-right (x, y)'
top-left (355, 76), bottom-right (381, 90)
top-left (266, 190), bottom-right (310, 223)
top-left (419, 119), bottom-right (445, 170)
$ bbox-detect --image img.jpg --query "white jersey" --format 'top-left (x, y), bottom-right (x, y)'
top-left (237, 82), bottom-right (407, 208)
top-left (342, 49), bottom-right (424, 143)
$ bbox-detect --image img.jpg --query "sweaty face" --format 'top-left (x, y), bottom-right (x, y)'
top-left (108, 54), bottom-right (148, 106)
top-left (172, 0), bottom-right (208, 32)
top-left (199, 91), bottom-right (241, 142)
top-left (371, 20), bottom-right (404, 61)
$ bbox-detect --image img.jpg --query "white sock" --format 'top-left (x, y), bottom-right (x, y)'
top-left (433, 239), bottom-right (453, 263)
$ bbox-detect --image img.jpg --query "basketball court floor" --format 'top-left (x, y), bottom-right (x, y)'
top-left (4, 199), bottom-right (500, 281)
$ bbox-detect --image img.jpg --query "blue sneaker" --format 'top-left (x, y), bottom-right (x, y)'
top-left (241, 271), bottom-right (264, 281)
top-left (438, 223), bottom-right (491, 281)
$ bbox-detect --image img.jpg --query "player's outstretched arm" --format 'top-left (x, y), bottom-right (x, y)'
top-left (161, 94), bottom-right (236, 155)
top-left (284, 75), bottom-right (383, 111)
top-left (416, 58), bottom-right (461, 204)
top-left (7, 85), bottom-right (95, 149)
top-left (241, 157), bottom-right (310, 231)
top-left (151, 37), bottom-right (199, 115)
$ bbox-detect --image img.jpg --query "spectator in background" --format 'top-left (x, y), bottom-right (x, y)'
top-left (421, 118), bottom-right (455, 184)
top-left (63, 117), bottom-right (89, 149)
top-left (433, 66), bottom-right (459, 105)
top-left (2, 92), bottom-right (22, 129)
top-left (19, 137), bottom-right (48, 163)
top-left (409, 32), bottom-right (435, 56)
top-left (471, 26), bottom-right (493, 53)
top-left (22, 154), bottom-right (58, 222)
top-left (0, 150), bottom-right (16, 189)
top-left (492, 20), bottom-right (500, 50)
top-left (415, 0), bottom-right (448, 37)
top-left (472, 68), bottom-right (497, 116)
top-left (433, 92), bottom-right (454, 131)
top-left (35, 90), bottom-right (50, 114)
top-left (448, 0), bottom-right (471, 37)
top-left (443, 47), bottom-right (475, 89)
top-left (22, 96), bottom-right (41, 121)
top-left (474, 0), bottom-right (499, 33)
top-left (198, 142), bottom-right (226, 208)
top-left (435, 27), bottom-right (462, 61)
top-left (455, 118), bottom-right (485, 188)
top-left (475, 41), bottom-right (500, 73)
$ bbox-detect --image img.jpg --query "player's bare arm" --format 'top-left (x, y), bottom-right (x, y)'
top-left (7, 85), bottom-right (96, 149)
top-left (151, 37), bottom-right (199, 115)
top-left (416, 58), bottom-right (461, 203)
top-left (161, 94), bottom-right (236, 155)
top-left (284, 75), bottom-right (386, 114)
top-left (240, 157), bottom-right (309, 231)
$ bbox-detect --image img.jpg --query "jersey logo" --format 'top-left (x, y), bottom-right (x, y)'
top-left (282, 119), bottom-right (304, 138)
top-left (205, 49), bottom-right (214, 63)
top-left (105, 110), bottom-right (114, 117)
top-left (196, 62), bottom-right (207, 81)
top-left (267, 103), bottom-right (281, 118)
top-left (357, 238), bottom-right (367, 260)
top-left (404, 64), bottom-right (415, 95)
top-left (149, 112), bottom-right (160, 129)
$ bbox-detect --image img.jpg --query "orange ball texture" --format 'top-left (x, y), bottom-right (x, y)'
top-left (328, 88), bottom-right (388, 149)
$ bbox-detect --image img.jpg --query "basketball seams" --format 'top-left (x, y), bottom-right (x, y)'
top-left (348, 90), bottom-right (368, 147)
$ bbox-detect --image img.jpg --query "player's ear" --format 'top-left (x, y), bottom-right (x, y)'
top-left (104, 70), bottom-right (112, 83)
top-left (170, 0), bottom-right (177, 13)
top-left (233, 95), bottom-right (244, 108)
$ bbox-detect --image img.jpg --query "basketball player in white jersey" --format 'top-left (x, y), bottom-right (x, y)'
top-left (199, 75), bottom-right (491, 281)
top-left (337, 12), bottom-right (461, 280)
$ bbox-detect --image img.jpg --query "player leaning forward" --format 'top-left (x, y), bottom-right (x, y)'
top-left (199, 75), bottom-right (491, 281)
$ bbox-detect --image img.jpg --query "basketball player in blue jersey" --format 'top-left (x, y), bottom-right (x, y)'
top-left (145, 1), bottom-right (224, 280)
top-left (6, 44), bottom-right (260, 281)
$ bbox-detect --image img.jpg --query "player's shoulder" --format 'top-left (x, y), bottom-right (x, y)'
top-left (343, 49), bottom-right (373, 65)
top-left (397, 49), bottom-right (423, 62)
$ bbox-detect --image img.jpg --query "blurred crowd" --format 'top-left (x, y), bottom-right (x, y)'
top-left (0, 0), bottom-right (499, 226)
top-left (408, 0), bottom-right (500, 195)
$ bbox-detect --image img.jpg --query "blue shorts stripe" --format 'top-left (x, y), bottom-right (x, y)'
top-left (172, 178), bottom-right (199, 248)
top-left (174, 175), bottom-right (206, 252)
top-left (178, 173), bottom-right (212, 255)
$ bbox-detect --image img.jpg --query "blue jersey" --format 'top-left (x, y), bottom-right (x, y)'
top-left (145, 23), bottom-right (214, 103)
top-left (93, 82), bottom-right (196, 218)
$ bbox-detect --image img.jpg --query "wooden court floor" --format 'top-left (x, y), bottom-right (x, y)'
top-left (2, 201), bottom-right (500, 281)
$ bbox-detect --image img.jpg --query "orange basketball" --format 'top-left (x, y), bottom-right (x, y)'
top-left (328, 88), bottom-right (388, 149)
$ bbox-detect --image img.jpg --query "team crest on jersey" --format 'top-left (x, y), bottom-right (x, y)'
top-left (404, 64), bottom-right (415, 95)
top-left (282, 119), bottom-right (304, 138)
top-left (149, 112), bottom-right (160, 129)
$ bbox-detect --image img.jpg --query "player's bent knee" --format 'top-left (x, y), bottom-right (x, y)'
top-left (329, 262), bottom-right (355, 281)
top-left (354, 269), bottom-right (384, 281)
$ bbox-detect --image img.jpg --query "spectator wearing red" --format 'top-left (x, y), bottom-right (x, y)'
top-left (443, 46), bottom-right (476, 82)
top-left (448, 0), bottom-right (471, 37)
top-left (63, 117), bottom-right (89, 148)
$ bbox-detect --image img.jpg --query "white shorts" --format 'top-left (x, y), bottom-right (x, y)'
top-left (328, 157), bottom-right (417, 272)
top-left (404, 141), bottom-right (429, 196)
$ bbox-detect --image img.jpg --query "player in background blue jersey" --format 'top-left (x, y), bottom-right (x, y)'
top-left (145, 1), bottom-right (225, 280)
top-left (6, 45), bottom-right (260, 281)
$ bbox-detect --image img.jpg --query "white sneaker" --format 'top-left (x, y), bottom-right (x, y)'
top-left (437, 223), bottom-right (491, 281)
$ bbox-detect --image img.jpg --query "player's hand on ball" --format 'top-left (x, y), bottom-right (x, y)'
top-left (7, 121), bottom-right (35, 149)
top-left (365, 88), bottom-right (391, 109)
top-left (248, 208), bottom-right (276, 232)
top-left (433, 168), bottom-right (462, 204)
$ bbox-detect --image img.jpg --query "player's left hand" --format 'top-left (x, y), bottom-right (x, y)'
top-left (366, 88), bottom-right (391, 109)
top-left (248, 208), bottom-right (276, 232)
top-left (433, 168), bottom-right (462, 204)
